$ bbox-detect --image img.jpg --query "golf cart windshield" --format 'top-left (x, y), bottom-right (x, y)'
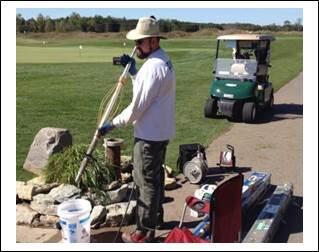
top-left (215, 58), bottom-right (257, 81)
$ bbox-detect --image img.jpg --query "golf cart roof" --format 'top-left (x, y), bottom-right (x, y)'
top-left (217, 34), bottom-right (275, 41)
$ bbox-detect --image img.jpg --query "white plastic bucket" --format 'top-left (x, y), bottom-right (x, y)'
top-left (57, 199), bottom-right (92, 243)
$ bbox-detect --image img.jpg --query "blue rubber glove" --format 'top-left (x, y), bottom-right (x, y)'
top-left (98, 122), bottom-right (114, 137)
top-left (120, 54), bottom-right (137, 76)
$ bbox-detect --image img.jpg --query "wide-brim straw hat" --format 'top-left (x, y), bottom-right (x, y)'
top-left (126, 16), bottom-right (167, 40)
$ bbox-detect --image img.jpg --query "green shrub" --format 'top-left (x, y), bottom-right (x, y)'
top-left (43, 144), bottom-right (115, 191)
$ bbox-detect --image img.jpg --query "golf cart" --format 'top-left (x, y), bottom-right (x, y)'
top-left (204, 34), bottom-right (275, 122)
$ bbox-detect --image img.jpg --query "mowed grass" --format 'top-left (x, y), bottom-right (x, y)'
top-left (16, 33), bottom-right (303, 181)
top-left (16, 46), bottom-right (124, 63)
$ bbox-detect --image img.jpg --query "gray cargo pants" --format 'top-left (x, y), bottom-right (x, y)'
top-left (133, 138), bottom-right (169, 234)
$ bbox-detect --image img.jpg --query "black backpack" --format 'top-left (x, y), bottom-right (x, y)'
top-left (176, 143), bottom-right (206, 173)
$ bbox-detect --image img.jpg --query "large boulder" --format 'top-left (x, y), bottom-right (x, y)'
top-left (23, 128), bottom-right (72, 175)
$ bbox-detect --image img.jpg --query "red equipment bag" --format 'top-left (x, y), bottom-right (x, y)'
top-left (164, 227), bottom-right (208, 243)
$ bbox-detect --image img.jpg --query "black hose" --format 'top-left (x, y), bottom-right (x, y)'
top-left (113, 182), bottom-right (136, 242)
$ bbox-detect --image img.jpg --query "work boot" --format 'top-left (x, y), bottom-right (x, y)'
top-left (121, 230), bottom-right (153, 243)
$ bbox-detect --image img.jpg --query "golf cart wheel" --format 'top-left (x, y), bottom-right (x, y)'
top-left (242, 102), bottom-right (256, 123)
top-left (204, 98), bottom-right (217, 118)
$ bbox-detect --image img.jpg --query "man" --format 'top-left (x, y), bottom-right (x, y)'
top-left (98, 16), bottom-right (176, 242)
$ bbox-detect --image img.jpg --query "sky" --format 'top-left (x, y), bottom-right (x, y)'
top-left (16, 8), bottom-right (303, 26)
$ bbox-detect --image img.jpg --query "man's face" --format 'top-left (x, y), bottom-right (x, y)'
top-left (135, 38), bottom-right (153, 59)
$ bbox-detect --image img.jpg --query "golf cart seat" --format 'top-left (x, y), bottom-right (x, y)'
top-left (165, 173), bottom-right (243, 243)
top-left (231, 63), bottom-right (248, 76)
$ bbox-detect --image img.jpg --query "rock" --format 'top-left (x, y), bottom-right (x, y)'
top-left (33, 182), bottom-right (60, 196)
top-left (121, 172), bottom-right (133, 183)
top-left (121, 155), bottom-right (132, 163)
top-left (125, 182), bottom-right (137, 201)
top-left (48, 184), bottom-right (81, 203)
top-left (121, 155), bottom-right (133, 173)
top-left (27, 176), bottom-right (47, 186)
top-left (30, 194), bottom-right (57, 215)
top-left (164, 164), bottom-right (173, 177)
top-left (107, 183), bottom-right (129, 204)
top-left (105, 180), bottom-right (121, 191)
top-left (82, 189), bottom-right (111, 207)
top-left (23, 127), bottom-right (72, 175)
top-left (16, 181), bottom-right (35, 201)
top-left (105, 201), bottom-right (136, 227)
top-left (16, 204), bottom-right (40, 225)
top-left (27, 176), bottom-right (60, 196)
top-left (163, 164), bottom-right (178, 190)
top-left (90, 205), bottom-right (107, 229)
top-left (32, 215), bottom-right (59, 228)
top-left (40, 215), bottom-right (59, 227)
top-left (16, 194), bottom-right (22, 204)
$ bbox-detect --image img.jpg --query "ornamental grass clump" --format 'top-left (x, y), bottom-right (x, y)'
top-left (44, 144), bottom-right (115, 191)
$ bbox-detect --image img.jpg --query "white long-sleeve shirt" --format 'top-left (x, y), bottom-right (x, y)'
top-left (112, 48), bottom-right (176, 141)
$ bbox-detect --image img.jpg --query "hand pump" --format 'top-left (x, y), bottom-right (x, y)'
top-left (75, 46), bottom-right (137, 184)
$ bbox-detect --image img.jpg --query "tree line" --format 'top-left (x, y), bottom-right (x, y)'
top-left (16, 12), bottom-right (303, 33)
